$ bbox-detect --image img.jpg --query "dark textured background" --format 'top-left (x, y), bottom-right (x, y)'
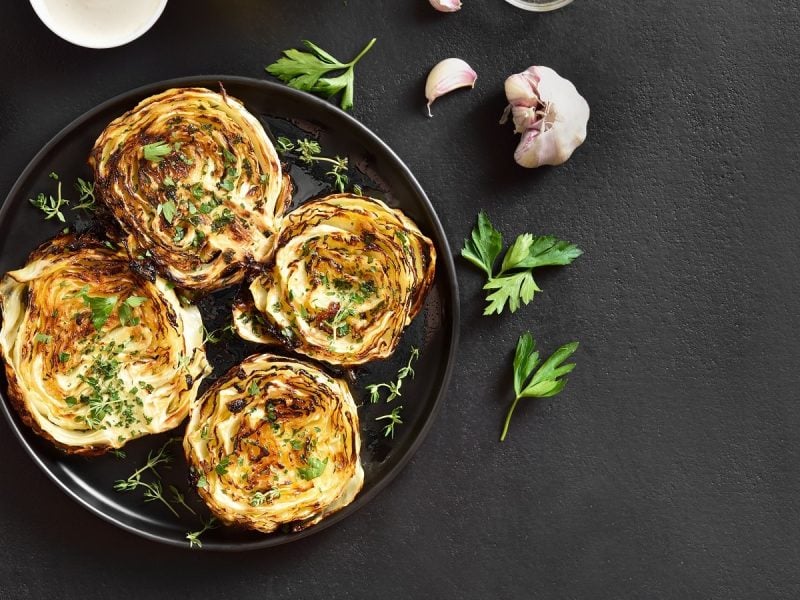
top-left (1, 1), bottom-right (798, 598)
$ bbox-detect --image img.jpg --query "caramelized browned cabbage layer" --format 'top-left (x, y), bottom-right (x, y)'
top-left (90, 87), bottom-right (287, 292)
top-left (184, 353), bottom-right (363, 533)
top-left (234, 194), bottom-right (436, 365)
top-left (0, 233), bottom-right (210, 455)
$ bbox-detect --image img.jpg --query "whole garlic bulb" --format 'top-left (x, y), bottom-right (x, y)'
top-left (429, 0), bottom-right (462, 12)
top-left (501, 66), bottom-right (589, 168)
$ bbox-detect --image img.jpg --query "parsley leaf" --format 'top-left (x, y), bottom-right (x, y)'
top-left (266, 38), bottom-right (377, 110)
top-left (461, 211), bottom-right (503, 278)
top-left (118, 296), bottom-right (147, 327)
top-left (215, 455), bottom-right (231, 476)
top-left (483, 271), bottom-right (539, 315)
top-left (80, 292), bottom-right (119, 331)
top-left (143, 141), bottom-right (173, 162)
top-left (502, 233), bottom-right (584, 271)
top-left (34, 332), bottom-right (52, 344)
top-left (501, 333), bottom-right (578, 441)
top-left (297, 456), bottom-right (328, 480)
top-left (158, 200), bottom-right (176, 224)
top-left (461, 212), bottom-right (582, 315)
top-left (124, 296), bottom-right (148, 308)
top-left (210, 208), bottom-right (235, 232)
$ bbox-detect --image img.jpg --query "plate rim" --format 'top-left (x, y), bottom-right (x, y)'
top-left (0, 75), bottom-right (460, 551)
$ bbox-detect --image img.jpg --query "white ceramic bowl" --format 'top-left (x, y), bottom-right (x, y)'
top-left (505, 0), bottom-right (574, 11)
top-left (29, 0), bottom-right (168, 49)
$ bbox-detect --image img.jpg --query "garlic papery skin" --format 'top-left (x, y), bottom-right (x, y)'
top-left (425, 58), bottom-right (477, 117)
top-left (501, 66), bottom-right (589, 168)
top-left (429, 0), bottom-right (462, 12)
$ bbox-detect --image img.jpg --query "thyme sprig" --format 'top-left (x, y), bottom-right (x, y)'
top-left (29, 172), bottom-right (68, 222)
top-left (113, 438), bottom-right (179, 516)
top-left (202, 323), bottom-right (235, 345)
top-left (73, 178), bottom-right (96, 211)
top-left (368, 347), bottom-right (420, 439)
top-left (169, 485), bottom-right (197, 516)
top-left (366, 347), bottom-right (419, 403)
top-left (376, 406), bottom-right (403, 439)
top-left (186, 517), bottom-right (219, 549)
top-left (276, 137), bottom-right (349, 193)
top-left (29, 172), bottom-right (99, 221)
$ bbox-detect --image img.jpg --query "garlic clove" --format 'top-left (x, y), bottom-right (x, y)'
top-left (425, 58), bottom-right (477, 117)
top-left (429, 0), bottom-right (462, 12)
top-left (502, 66), bottom-right (589, 168)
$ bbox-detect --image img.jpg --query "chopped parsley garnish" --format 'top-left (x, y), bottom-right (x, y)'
top-left (250, 490), bottom-right (279, 506)
top-left (297, 456), bottom-right (328, 480)
top-left (118, 296), bottom-right (147, 327)
top-left (247, 381), bottom-right (260, 396)
top-left (360, 280), bottom-right (376, 296)
top-left (158, 200), bottom-right (177, 224)
top-left (34, 332), bottom-right (52, 344)
top-left (215, 455), bottom-right (231, 476)
top-left (190, 183), bottom-right (204, 199)
top-left (81, 292), bottom-right (119, 331)
top-left (142, 141), bottom-right (173, 162)
top-left (198, 199), bottom-right (217, 214)
top-left (220, 168), bottom-right (237, 192)
top-left (210, 208), bottom-right (235, 232)
top-left (58, 352), bottom-right (70, 363)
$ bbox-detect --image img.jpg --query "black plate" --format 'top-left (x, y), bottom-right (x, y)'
top-left (0, 76), bottom-right (459, 550)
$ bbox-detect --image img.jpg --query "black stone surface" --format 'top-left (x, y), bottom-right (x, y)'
top-left (0, 1), bottom-right (797, 598)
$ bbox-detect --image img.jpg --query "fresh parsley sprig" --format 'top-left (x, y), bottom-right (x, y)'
top-left (462, 211), bottom-right (582, 315)
top-left (500, 333), bottom-right (578, 441)
top-left (277, 137), bottom-right (350, 193)
top-left (266, 38), bottom-right (377, 110)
